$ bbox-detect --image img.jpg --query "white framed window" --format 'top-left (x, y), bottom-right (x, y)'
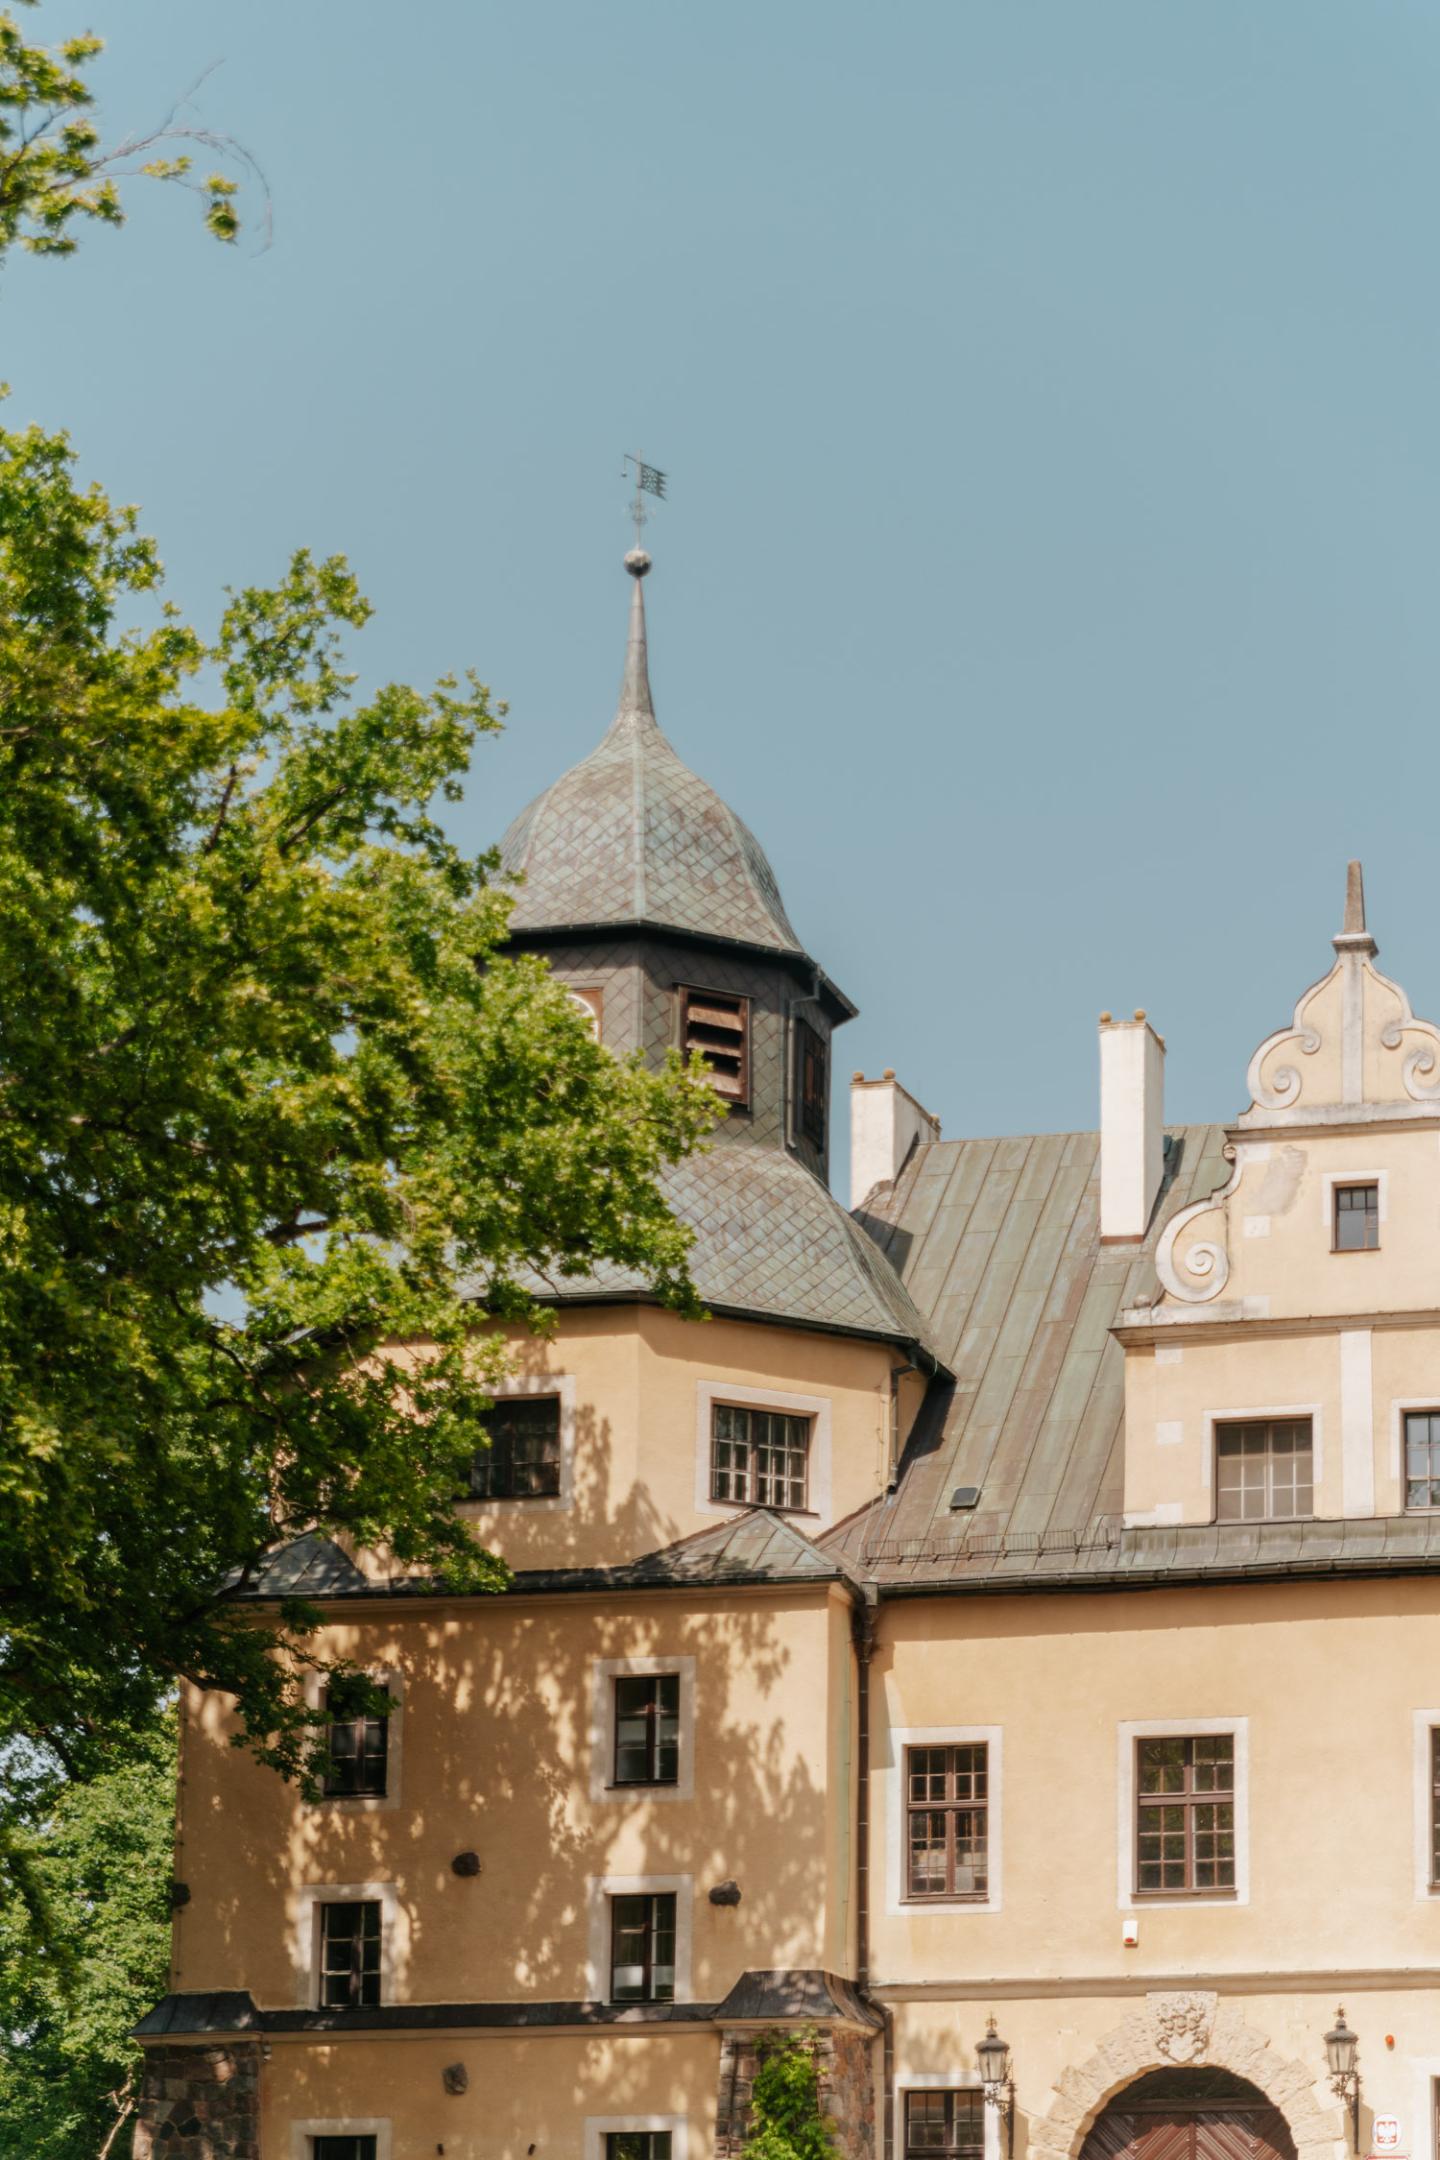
top-left (289, 1883), bottom-right (405, 2009)
top-left (1320, 1168), bottom-right (1387, 1239)
top-left (896, 2075), bottom-right (998, 2160)
top-left (590, 1656), bottom-right (696, 1803)
top-left (1203, 1404), bottom-right (1323, 1516)
top-left (290, 2123), bottom-right (392, 2160)
top-left (585, 1875), bottom-right (693, 2004)
top-left (459, 1372), bottom-right (577, 1512)
top-left (884, 1726), bottom-right (1002, 1916)
top-left (584, 2120), bottom-right (689, 2160)
top-left (694, 1380), bottom-right (831, 1520)
top-left (566, 985), bottom-right (604, 1039)
top-left (1116, 1717), bottom-right (1249, 1909)
top-left (301, 1665), bottom-right (404, 1814)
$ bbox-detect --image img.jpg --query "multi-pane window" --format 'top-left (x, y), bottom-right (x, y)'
top-left (468, 1394), bottom-right (561, 1500)
top-left (1333, 1181), bottom-right (1380, 1251)
top-left (680, 987), bottom-right (749, 1106)
top-left (905, 2091), bottom-right (985, 2158)
top-left (796, 1019), bottom-right (827, 1149)
top-left (1406, 1412), bottom-right (1440, 1511)
top-left (605, 2138), bottom-right (673, 2160)
top-left (1215, 1417), bottom-right (1313, 1523)
top-left (322, 1677), bottom-right (389, 1799)
top-left (614, 1673), bottom-right (681, 1787)
top-left (311, 2141), bottom-right (378, 2160)
top-left (318, 1900), bottom-right (382, 2007)
top-left (905, 1745), bottom-right (988, 1901)
top-left (609, 1892), bottom-right (676, 2002)
top-left (710, 1403), bottom-right (810, 1511)
top-left (1135, 1735), bottom-right (1235, 1896)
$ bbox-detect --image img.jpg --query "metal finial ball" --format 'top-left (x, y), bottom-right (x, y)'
top-left (625, 548), bottom-right (652, 578)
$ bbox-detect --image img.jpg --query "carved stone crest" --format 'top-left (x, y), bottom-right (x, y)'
top-left (1148, 1991), bottom-right (1216, 2066)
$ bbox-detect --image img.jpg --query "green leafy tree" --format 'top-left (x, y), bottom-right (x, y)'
top-left (740, 2032), bottom-right (842, 2160)
top-left (0, 1), bottom-right (258, 254)
top-left (0, 1713), bottom-right (175, 2160)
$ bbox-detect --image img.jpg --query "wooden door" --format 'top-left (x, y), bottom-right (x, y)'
top-left (1079, 2072), bottom-right (1297, 2160)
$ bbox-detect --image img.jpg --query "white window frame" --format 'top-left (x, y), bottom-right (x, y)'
top-left (1322, 1168), bottom-right (1387, 1240)
top-left (1204, 1404), bottom-right (1323, 1518)
top-left (1394, 1402), bottom-right (1440, 1511)
top-left (584, 2119), bottom-right (690, 2160)
top-left (590, 1655), bottom-right (697, 1803)
top-left (290, 2124), bottom-right (392, 2160)
top-left (1117, 1716), bottom-right (1249, 1910)
top-left (1411, 1709), bottom-right (1440, 1900)
top-left (884, 1725), bottom-right (1002, 1916)
top-left (694, 1380), bottom-right (832, 1520)
top-left (585, 1874), bottom-right (694, 2004)
top-left (895, 2074), bottom-right (999, 2160)
top-left (458, 1371), bottom-right (577, 1513)
top-left (301, 1665), bottom-right (404, 1814)
top-left (290, 1882), bottom-right (405, 2009)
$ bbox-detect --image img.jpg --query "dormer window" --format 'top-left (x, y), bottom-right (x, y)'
top-left (1333, 1181), bottom-right (1379, 1251)
top-left (680, 987), bottom-right (749, 1107)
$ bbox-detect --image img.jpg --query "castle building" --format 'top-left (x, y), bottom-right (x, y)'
top-left (136, 555), bottom-right (1440, 2160)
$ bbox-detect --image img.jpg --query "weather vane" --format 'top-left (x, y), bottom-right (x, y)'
top-left (623, 452), bottom-right (667, 551)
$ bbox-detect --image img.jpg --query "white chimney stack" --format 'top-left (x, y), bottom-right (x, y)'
top-left (850, 1070), bottom-right (941, 1210)
top-left (1099, 1011), bottom-right (1165, 1240)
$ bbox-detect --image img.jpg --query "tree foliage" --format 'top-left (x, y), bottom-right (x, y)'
top-left (740, 2032), bottom-right (842, 2160)
top-left (0, 1712), bottom-right (175, 2159)
top-left (0, 1), bottom-right (256, 256)
top-left (0, 413), bottom-right (718, 1793)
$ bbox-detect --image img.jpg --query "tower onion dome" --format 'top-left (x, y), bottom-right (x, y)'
top-left (498, 550), bottom-right (803, 955)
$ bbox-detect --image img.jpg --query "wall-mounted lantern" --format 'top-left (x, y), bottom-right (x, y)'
top-left (978, 2015), bottom-right (1016, 2159)
top-left (1324, 2007), bottom-right (1361, 2152)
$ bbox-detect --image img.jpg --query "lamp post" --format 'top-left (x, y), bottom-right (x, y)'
top-left (1324, 2007), bottom-right (1361, 2153)
top-left (978, 2016), bottom-right (1016, 2160)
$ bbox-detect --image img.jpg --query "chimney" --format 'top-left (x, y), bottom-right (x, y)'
top-left (850, 1070), bottom-right (941, 1210)
top-left (1099, 1011), bottom-right (1165, 1241)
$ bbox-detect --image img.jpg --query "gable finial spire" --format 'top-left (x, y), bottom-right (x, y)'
top-left (1334, 859), bottom-right (1377, 957)
top-left (615, 453), bottom-right (668, 729)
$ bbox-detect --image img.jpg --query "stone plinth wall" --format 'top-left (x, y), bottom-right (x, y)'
top-left (132, 2042), bottom-right (262, 2160)
top-left (717, 2025), bottom-right (876, 2160)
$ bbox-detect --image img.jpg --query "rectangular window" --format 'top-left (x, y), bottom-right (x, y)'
top-left (312, 2141), bottom-right (378, 2160)
top-left (681, 987), bottom-right (750, 1107)
top-left (469, 1394), bottom-right (562, 1500)
top-left (1431, 1727), bottom-right (1440, 1888)
top-left (905, 1744), bottom-right (988, 1901)
top-left (1215, 1417), bottom-right (1313, 1523)
top-left (1135, 1735), bottom-right (1235, 1896)
top-left (613, 1673), bottom-right (681, 1787)
top-left (322, 1677), bottom-right (389, 1800)
top-left (318, 1900), bottom-right (382, 2008)
top-left (1334, 1181), bottom-right (1380, 1250)
top-left (605, 2139), bottom-right (673, 2160)
top-left (1406, 1412), bottom-right (1440, 1511)
top-left (905, 2091), bottom-right (986, 2158)
top-left (796, 1018), bottom-right (827, 1149)
top-left (609, 1892), bottom-right (676, 2002)
top-left (710, 1402), bottom-right (810, 1511)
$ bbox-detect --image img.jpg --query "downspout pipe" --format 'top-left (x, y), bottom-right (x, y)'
top-left (851, 1596), bottom-right (891, 2160)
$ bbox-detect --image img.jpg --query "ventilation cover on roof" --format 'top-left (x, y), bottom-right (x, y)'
top-left (949, 1486), bottom-right (981, 1511)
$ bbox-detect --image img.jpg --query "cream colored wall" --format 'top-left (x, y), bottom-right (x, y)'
top-left (173, 1584), bottom-right (851, 2012)
top-left (259, 2027), bottom-right (717, 2160)
top-left (1123, 1319), bottom-right (1440, 1524)
top-left (458, 1304), bottom-right (901, 1572)
top-left (872, 1577), bottom-right (1440, 1987)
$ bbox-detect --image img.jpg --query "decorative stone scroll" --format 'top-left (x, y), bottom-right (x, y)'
top-left (1154, 1149), bottom-right (1241, 1305)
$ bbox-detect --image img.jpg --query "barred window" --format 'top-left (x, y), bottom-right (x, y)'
top-left (905, 1744), bottom-right (988, 1901)
top-left (1215, 1417), bottom-right (1312, 1523)
top-left (1136, 1735), bottom-right (1235, 1896)
top-left (311, 2140), bottom-right (378, 2160)
top-left (322, 1677), bottom-right (389, 1800)
top-left (318, 1900), bottom-right (382, 2007)
top-left (710, 1403), bottom-right (810, 1511)
top-left (614, 1673), bottom-right (681, 1787)
top-left (469, 1395), bottom-right (561, 1500)
top-left (1333, 1181), bottom-right (1379, 1250)
top-left (609, 1892), bottom-right (676, 2002)
top-left (905, 2091), bottom-right (985, 2158)
top-left (605, 2139), bottom-right (672, 2160)
top-left (1406, 1412), bottom-right (1440, 1511)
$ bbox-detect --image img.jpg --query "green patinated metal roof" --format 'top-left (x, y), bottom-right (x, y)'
top-left (498, 562), bottom-right (803, 956)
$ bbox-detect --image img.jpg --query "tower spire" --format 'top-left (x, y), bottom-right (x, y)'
top-left (615, 546), bottom-right (657, 728)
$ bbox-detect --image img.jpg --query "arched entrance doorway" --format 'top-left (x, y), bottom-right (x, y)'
top-left (1080, 2070), bottom-right (1299, 2160)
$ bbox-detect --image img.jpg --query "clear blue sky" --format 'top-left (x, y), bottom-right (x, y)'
top-left (8, 2), bottom-right (1438, 1184)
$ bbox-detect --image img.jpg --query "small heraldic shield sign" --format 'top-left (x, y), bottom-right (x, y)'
top-left (1372, 2118), bottom-right (1402, 2153)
